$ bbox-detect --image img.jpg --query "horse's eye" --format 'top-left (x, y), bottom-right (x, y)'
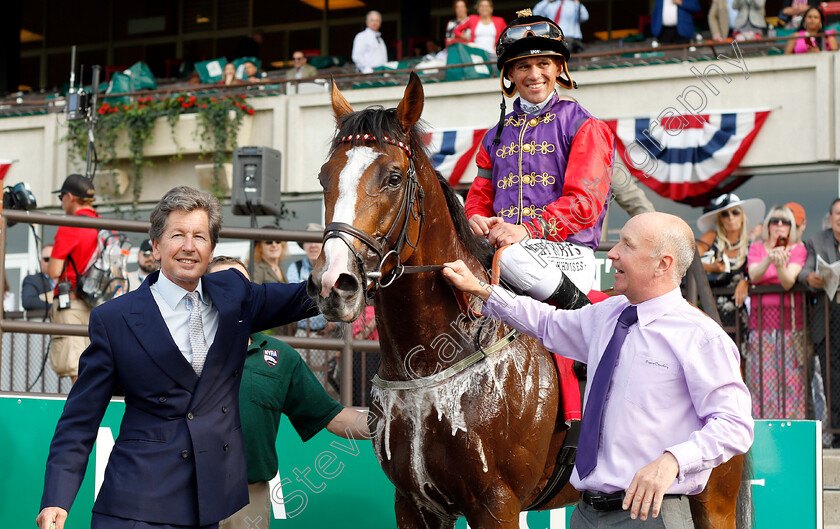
top-left (387, 172), bottom-right (402, 187)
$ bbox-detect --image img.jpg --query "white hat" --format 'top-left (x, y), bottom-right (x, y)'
top-left (697, 193), bottom-right (766, 234)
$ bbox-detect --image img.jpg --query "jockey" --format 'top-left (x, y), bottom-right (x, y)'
top-left (465, 9), bottom-right (615, 309)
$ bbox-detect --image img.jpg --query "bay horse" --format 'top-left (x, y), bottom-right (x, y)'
top-left (307, 72), bottom-right (749, 529)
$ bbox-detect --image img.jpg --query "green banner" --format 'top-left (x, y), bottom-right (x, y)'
top-left (0, 399), bottom-right (820, 528)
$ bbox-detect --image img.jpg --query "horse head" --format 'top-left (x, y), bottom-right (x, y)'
top-left (308, 73), bottom-right (427, 322)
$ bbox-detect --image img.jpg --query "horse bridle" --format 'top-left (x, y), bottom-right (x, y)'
top-left (324, 133), bottom-right (443, 299)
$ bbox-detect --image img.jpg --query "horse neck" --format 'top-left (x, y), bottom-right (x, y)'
top-left (373, 173), bottom-right (488, 381)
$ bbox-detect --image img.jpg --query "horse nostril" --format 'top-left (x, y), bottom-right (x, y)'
top-left (334, 273), bottom-right (360, 295)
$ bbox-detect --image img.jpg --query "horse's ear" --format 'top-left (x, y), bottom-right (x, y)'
top-left (331, 76), bottom-right (354, 121)
top-left (395, 72), bottom-right (424, 133)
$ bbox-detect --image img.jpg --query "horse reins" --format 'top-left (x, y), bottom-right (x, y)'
top-left (325, 133), bottom-right (443, 299)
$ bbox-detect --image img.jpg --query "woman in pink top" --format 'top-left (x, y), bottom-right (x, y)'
top-left (746, 205), bottom-right (807, 419)
top-left (785, 7), bottom-right (838, 54)
top-left (453, 0), bottom-right (507, 57)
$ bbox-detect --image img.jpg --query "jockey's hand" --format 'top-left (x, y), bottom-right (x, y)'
top-left (469, 215), bottom-right (504, 237)
top-left (623, 452), bottom-right (679, 521)
top-left (488, 223), bottom-right (528, 247)
top-left (37, 507), bottom-right (68, 529)
top-left (442, 260), bottom-right (492, 301)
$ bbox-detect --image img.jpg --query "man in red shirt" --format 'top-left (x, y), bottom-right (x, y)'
top-left (48, 174), bottom-right (100, 383)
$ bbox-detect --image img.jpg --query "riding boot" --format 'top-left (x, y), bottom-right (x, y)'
top-left (545, 273), bottom-right (591, 310)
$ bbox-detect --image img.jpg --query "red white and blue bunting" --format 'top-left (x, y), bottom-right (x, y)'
top-left (605, 109), bottom-right (771, 205)
top-left (425, 128), bottom-right (487, 187)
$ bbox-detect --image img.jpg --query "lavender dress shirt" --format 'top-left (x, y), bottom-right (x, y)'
top-left (482, 286), bottom-right (753, 494)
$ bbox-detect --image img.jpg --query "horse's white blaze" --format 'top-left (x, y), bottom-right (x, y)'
top-left (320, 146), bottom-right (381, 298)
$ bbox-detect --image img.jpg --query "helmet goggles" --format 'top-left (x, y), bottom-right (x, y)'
top-left (498, 21), bottom-right (564, 48)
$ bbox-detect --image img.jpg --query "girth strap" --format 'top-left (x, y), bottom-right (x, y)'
top-left (525, 419), bottom-right (581, 511)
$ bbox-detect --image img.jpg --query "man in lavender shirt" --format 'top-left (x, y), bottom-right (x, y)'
top-left (442, 212), bottom-right (753, 527)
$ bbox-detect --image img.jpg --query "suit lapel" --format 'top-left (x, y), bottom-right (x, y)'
top-left (124, 273), bottom-right (199, 392)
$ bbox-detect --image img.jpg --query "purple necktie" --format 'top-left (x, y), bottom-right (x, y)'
top-left (576, 305), bottom-right (638, 479)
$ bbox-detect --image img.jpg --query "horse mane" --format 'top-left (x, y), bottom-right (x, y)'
top-left (332, 106), bottom-right (493, 270)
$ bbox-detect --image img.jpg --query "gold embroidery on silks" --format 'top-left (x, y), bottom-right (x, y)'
top-left (497, 172), bottom-right (520, 190)
top-left (519, 172), bottom-right (555, 187)
top-left (519, 140), bottom-right (556, 156)
top-left (498, 205), bottom-right (546, 218)
top-left (505, 115), bottom-right (526, 127)
top-left (495, 142), bottom-right (520, 159)
top-left (540, 112), bottom-right (556, 124)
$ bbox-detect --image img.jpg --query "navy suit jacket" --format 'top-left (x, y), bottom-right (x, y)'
top-left (40, 269), bottom-right (319, 525)
top-left (651, 0), bottom-right (700, 40)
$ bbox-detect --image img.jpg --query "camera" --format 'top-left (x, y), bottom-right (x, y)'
top-left (57, 281), bottom-right (72, 310)
top-left (3, 182), bottom-right (37, 227)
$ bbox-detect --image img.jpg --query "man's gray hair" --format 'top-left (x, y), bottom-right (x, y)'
top-left (651, 215), bottom-right (695, 281)
top-left (367, 10), bottom-right (381, 22)
top-left (149, 186), bottom-right (222, 247)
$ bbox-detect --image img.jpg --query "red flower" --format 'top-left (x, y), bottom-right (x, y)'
top-left (211, 97), bottom-right (217, 103)
top-left (201, 104), bottom-right (207, 108)
top-left (110, 108), bottom-right (118, 113)
top-left (238, 94), bottom-right (246, 99)
top-left (177, 97), bottom-right (184, 102)
top-left (98, 107), bottom-right (107, 115)
top-left (181, 102), bottom-right (189, 108)
top-left (247, 108), bottom-right (255, 115)
top-left (188, 95), bottom-right (196, 102)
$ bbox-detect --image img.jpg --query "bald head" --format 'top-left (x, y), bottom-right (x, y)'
top-left (608, 212), bottom-right (694, 304)
top-left (644, 212), bottom-right (695, 282)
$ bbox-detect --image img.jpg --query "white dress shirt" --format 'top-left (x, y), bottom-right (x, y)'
top-left (532, 0), bottom-right (591, 40)
top-left (483, 286), bottom-right (754, 494)
top-left (150, 272), bottom-right (219, 365)
top-left (662, 0), bottom-right (679, 27)
top-left (352, 27), bottom-right (388, 74)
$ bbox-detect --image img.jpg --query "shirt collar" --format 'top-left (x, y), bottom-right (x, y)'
top-left (633, 287), bottom-right (684, 328)
top-left (517, 91), bottom-right (557, 115)
top-left (156, 271), bottom-right (207, 310)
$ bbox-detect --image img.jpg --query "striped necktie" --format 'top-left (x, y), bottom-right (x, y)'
top-left (185, 290), bottom-right (208, 376)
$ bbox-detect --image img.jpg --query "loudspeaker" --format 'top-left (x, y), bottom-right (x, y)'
top-left (231, 146), bottom-right (283, 216)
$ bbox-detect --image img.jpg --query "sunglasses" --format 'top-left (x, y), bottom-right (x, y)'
top-left (498, 22), bottom-right (563, 47)
top-left (768, 217), bottom-right (792, 226)
top-left (41, 256), bottom-right (50, 262)
top-left (263, 240), bottom-right (282, 245)
top-left (719, 209), bottom-right (742, 218)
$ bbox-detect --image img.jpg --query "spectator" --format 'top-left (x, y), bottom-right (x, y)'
top-left (780, 0), bottom-right (820, 29)
top-left (453, 0), bottom-right (507, 58)
top-left (351, 304), bottom-right (379, 407)
top-left (242, 60), bottom-right (261, 82)
top-left (799, 198), bottom-right (840, 447)
top-left (696, 193), bottom-right (765, 340)
top-left (732, 0), bottom-right (767, 41)
top-left (708, 0), bottom-right (731, 41)
top-left (22, 245), bottom-right (55, 312)
top-left (126, 239), bottom-right (159, 292)
top-left (252, 228), bottom-right (288, 284)
top-left (651, 0), bottom-right (700, 45)
top-left (48, 174), bottom-right (100, 384)
top-left (285, 51), bottom-right (317, 80)
top-left (232, 30), bottom-right (263, 61)
top-left (207, 257), bottom-right (369, 529)
top-left (352, 10), bottom-right (388, 74)
top-left (445, 0), bottom-right (471, 46)
top-left (747, 205), bottom-right (808, 419)
top-left (785, 7), bottom-right (838, 53)
top-left (218, 62), bottom-right (242, 86)
top-left (287, 223), bottom-right (340, 394)
top-left (532, 0), bottom-right (590, 52)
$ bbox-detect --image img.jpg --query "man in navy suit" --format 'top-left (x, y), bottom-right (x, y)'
top-left (36, 186), bottom-right (320, 529)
